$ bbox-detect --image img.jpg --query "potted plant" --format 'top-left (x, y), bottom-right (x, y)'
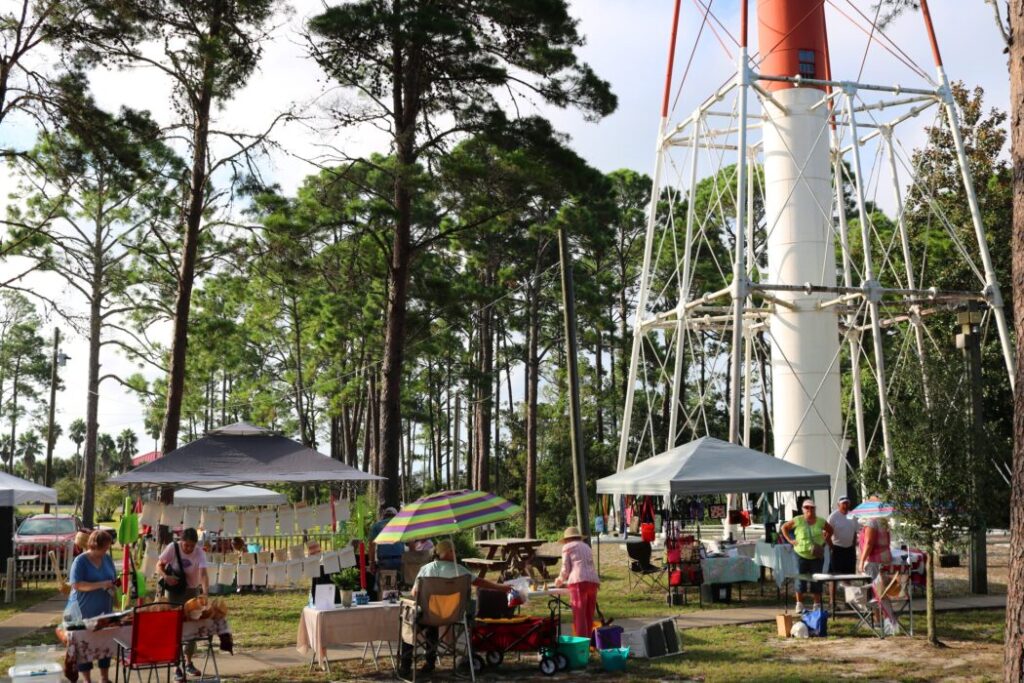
top-left (332, 568), bottom-right (360, 607)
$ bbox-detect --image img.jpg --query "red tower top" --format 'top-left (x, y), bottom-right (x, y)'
top-left (757, 0), bottom-right (830, 92)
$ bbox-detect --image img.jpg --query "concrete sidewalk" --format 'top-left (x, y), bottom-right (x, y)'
top-left (0, 593), bottom-right (65, 647)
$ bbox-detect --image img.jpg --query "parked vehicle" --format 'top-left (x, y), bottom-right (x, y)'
top-left (14, 514), bottom-right (84, 559)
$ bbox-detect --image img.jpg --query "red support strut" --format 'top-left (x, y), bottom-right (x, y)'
top-left (661, 0), bottom-right (684, 118)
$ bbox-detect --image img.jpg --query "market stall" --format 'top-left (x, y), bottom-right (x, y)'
top-left (0, 472), bottom-right (59, 602)
top-left (596, 436), bottom-right (832, 602)
top-left (106, 421), bottom-right (384, 602)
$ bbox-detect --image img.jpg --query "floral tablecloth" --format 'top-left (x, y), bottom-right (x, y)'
top-left (700, 556), bottom-right (759, 585)
top-left (66, 617), bottom-right (230, 668)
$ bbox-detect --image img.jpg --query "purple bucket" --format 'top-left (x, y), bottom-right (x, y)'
top-left (594, 625), bottom-right (624, 650)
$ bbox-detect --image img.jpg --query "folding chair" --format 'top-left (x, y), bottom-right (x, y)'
top-left (114, 602), bottom-right (184, 683)
top-left (399, 575), bottom-right (476, 682)
top-left (401, 550), bottom-right (433, 589)
top-left (871, 565), bottom-right (914, 636)
top-left (626, 541), bottom-right (666, 593)
top-left (845, 567), bottom-right (913, 639)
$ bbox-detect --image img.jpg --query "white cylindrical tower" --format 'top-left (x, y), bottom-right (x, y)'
top-left (758, 0), bottom-right (844, 505)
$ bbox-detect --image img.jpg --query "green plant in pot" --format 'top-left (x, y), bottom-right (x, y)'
top-left (331, 567), bottom-right (360, 607)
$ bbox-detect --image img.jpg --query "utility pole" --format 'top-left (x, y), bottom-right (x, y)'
top-left (956, 304), bottom-right (987, 594)
top-left (558, 224), bottom-right (590, 540)
top-left (43, 328), bottom-right (68, 514)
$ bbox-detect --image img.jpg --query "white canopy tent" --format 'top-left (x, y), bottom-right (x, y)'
top-left (596, 436), bottom-right (831, 498)
top-left (173, 484), bottom-right (288, 507)
top-left (0, 472), bottom-right (57, 507)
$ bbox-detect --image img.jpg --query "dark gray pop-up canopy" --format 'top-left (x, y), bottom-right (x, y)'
top-left (596, 436), bottom-right (831, 497)
top-left (110, 422), bottom-right (383, 488)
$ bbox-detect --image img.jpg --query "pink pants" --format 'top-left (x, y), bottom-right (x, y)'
top-left (568, 581), bottom-right (599, 638)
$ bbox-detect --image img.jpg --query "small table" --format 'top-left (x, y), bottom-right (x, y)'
top-left (753, 542), bottom-right (800, 590)
top-left (296, 602), bottom-right (400, 674)
top-left (66, 617), bottom-right (230, 672)
top-left (475, 538), bottom-right (544, 579)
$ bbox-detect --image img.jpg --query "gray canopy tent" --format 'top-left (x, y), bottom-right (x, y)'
top-left (596, 436), bottom-right (831, 498)
top-left (110, 421), bottom-right (383, 490)
top-left (0, 473), bottom-right (58, 590)
top-left (173, 485), bottom-right (288, 507)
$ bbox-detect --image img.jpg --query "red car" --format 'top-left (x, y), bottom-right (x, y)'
top-left (14, 514), bottom-right (85, 559)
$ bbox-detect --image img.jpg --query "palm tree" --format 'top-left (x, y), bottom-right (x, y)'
top-left (68, 418), bottom-right (86, 478)
top-left (97, 433), bottom-right (116, 476)
top-left (116, 428), bottom-right (138, 473)
top-left (17, 430), bottom-right (43, 482)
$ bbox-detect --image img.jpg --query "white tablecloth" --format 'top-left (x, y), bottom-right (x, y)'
top-left (296, 603), bottom-right (400, 667)
top-left (753, 542), bottom-right (801, 587)
top-left (66, 617), bottom-right (230, 668)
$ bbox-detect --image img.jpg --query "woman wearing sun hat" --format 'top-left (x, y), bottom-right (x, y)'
top-left (554, 527), bottom-right (600, 638)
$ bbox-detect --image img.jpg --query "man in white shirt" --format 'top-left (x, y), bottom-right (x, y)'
top-left (827, 496), bottom-right (858, 574)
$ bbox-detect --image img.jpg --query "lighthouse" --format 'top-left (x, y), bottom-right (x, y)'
top-left (757, 0), bottom-right (845, 502)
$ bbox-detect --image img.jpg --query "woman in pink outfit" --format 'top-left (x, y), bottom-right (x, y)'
top-left (554, 527), bottom-right (600, 638)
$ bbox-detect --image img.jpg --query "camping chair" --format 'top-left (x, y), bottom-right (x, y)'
top-left (845, 566), bottom-right (914, 639)
top-left (626, 541), bottom-right (666, 593)
top-left (399, 575), bottom-right (476, 682)
top-left (871, 565), bottom-right (914, 637)
top-left (114, 602), bottom-right (184, 683)
top-left (401, 550), bottom-right (433, 589)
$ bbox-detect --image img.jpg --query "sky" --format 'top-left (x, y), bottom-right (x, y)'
top-left (0, 0), bottom-right (1011, 465)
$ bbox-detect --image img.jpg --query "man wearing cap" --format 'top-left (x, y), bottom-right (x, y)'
top-left (827, 497), bottom-right (858, 574)
top-left (781, 499), bottom-right (834, 614)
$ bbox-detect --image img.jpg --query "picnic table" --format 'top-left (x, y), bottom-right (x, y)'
top-left (475, 538), bottom-right (545, 579)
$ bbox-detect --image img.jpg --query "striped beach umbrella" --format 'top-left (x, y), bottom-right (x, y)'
top-left (374, 489), bottom-right (522, 544)
top-left (850, 500), bottom-right (895, 519)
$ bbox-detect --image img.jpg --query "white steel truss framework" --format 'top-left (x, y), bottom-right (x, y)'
top-left (615, 13), bottom-right (1015, 498)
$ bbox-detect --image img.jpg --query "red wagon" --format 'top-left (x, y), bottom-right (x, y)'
top-left (471, 614), bottom-right (567, 676)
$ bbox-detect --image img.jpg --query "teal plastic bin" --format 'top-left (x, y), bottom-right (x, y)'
top-left (599, 647), bottom-right (630, 672)
top-left (557, 635), bottom-right (591, 669)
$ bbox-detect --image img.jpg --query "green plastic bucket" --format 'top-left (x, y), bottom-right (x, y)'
top-left (557, 635), bottom-right (591, 669)
top-left (599, 647), bottom-right (630, 672)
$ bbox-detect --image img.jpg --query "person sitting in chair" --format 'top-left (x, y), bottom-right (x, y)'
top-left (398, 539), bottom-right (510, 677)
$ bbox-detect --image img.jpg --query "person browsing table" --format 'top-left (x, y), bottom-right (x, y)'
top-left (827, 496), bottom-right (858, 574)
top-left (554, 527), bottom-right (600, 639)
top-left (156, 527), bottom-right (209, 681)
top-left (65, 530), bottom-right (117, 683)
top-left (781, 500), bottom-right (833, 614)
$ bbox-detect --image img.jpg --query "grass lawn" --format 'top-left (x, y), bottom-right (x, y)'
top-left (226, 609), bottom-right (1006, 682)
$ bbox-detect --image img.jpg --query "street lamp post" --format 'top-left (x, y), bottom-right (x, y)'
top-left (43, 328), bottom-right (69, 514)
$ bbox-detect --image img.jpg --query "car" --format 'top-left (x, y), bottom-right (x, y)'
top-left (14, 514), bottom-right (85, 559)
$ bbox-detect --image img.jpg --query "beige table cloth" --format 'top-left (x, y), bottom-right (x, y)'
top-left (296, 603), bottom-right (400, 667)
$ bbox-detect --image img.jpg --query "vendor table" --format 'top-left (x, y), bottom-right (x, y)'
top-left (753, 542), bottom-right (800, 588)
top-left (296, 602), bottom-right (400, 674)
top-left (475, 538), bottom-right (545, 579)
top-left (701, 556), bottom-right (759, 586)
top-left (66, 617), bottom-right (230, 672)
top-left (797, 572), bottom-right (873, 616)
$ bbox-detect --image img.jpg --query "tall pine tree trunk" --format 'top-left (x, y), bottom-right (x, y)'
top-left (1006, 3), bottom-right (1024, 675)
top-left (81, 232), bottom-right (103, 527)
top-left (475, 293), bottom-right (493, 491)
top-left (161, 7), bottom-right (221, 458)
top-left (525, 286), bottom-right (540, 537)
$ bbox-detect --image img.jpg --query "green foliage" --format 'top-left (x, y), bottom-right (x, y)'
top-left (94, 483), bottom-right (124, 522)
top-left (54, 476), bottom-right (83, 505)
top-left (330, 567), bottom-right (361, 591)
